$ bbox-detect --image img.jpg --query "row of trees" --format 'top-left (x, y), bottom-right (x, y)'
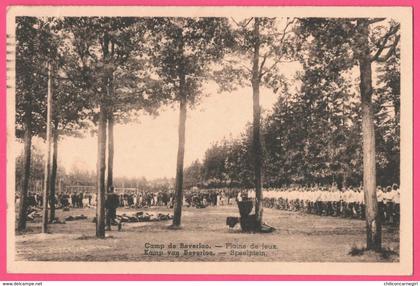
top-left (186, 18), bottom-right (400, 250)
top-left (15, 17), bottom-right (233, 235)
top-left (185, 37), bottom-right (399, 189)
top-left (16, 16), bottom-right (400, 250)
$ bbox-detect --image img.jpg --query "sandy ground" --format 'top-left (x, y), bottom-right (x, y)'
top-left (15, 205), bottom-right (399, 262)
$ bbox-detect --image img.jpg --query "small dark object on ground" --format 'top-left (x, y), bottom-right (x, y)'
top-left (167, 224), bottom-right (182, 230)
top-left (237, 201), bottom-right (275, 233)
top-left (260, 222), bottom-right (275, 233)
top-left (349, 246), bottom-right (365, 256)
top-left (75, 214), bottom-right (87, 220)
top-left (226, 216), bottom-right (239, 228)
top-left (348, 246), bottom-right (398, 259)
top-left (65, 214), bottom-right (87, 221)
top-left (76, 234), bottom-right (92, 240)
top-left (238, 201), bottom-right (253, 217)
top-left (50, 218), bottom-right (65, 224)
top-left (379, 248), bottom-right (398, 259)
top-left (240, 214), bottom-right (259, 232)
top-left (95, 212), bottom-right (174, 225)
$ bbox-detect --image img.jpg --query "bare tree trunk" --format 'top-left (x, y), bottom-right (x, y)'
top-left (172, 73), bottom-right (187, 227)
top-left (252, 18), bottom-right (263, 228)
top-left (96, 102), bottom-right (107, 238)
top-left (17, 109), bottom-right (32, 232)
top-left (107, 112), bottom-right (114, 193)
top-left (97, 31), bottom-right (111, 238)
top-left (49, 125), bottom-right (58, 222)
top-left (358, 20), bottom-right (381, 251)
top-left (42, 63), bottom-right (53, 234)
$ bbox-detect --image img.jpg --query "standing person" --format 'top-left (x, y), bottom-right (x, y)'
top-left (133, 192), bottom-right (138, 207)
top-left (153, 192), bottom-right (158, 206)
top-left (383, 186), bottom-right (393, 224)
top-left (391, 184), bottom-right (400, 225)
top-left (376, 186), bottom-right (385, 223)
top-left (79, 192), bottom-right (84, 208)
top-left (71, 192), bottom-right (77, 208)
top-left (169, 192), bottom-right (174, 208)
top-left (105, 186), bottom-right (121, 231)
top-left (356, 188), bottom-right (365, 219)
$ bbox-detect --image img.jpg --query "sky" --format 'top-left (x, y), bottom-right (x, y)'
top-left (36, 62), bottom-right (376, 180)
top-left (14, 57), bottom-right (384, 181)
top-left (13, 16), bottom-right (303, 181)
top-left (26, 81), bottom-right (292, 180)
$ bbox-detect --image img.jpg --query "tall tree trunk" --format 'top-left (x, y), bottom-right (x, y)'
top-left (49, 125), bottom-right (58, 222)
top-left (107, 112), bottom-right (114, 193)
top-left (252, 18), bottom-right (263, 228)
top-left (97, 31), bottom-right (111, 238)
top-left (42, 63), bottom-right (53, 234)
top-left (172, 73), bottom-right (187, 227)
top-left (17, 108), bottom-right (32, 232)
top-left (96, 102), bottom-right (107, 238)
top-left (358, 20), bottom-right (381, 251)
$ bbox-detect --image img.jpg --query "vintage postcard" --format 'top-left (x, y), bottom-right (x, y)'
top-left (6, 5), bottom-right (413, 275)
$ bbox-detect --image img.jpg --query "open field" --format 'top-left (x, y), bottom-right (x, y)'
top-left (15, 205), bottom-right (399, 262)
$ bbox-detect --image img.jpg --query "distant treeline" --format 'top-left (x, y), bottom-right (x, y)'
top-left (15, 146), bottom-right (175, 194)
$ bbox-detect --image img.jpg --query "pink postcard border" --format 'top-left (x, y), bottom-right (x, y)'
top-left (0, 0), bottom-right (418, 281)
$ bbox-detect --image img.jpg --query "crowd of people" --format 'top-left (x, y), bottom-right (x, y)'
top-left (17, 192), bottom-right (43, 208)
top-left (16, 184), bottom-right (400, 226)
top-left (117, 191), bottom-right (172, 208)
top-left (181, 185), bottom-right (400, 226)
top-left (259, 185), bottom-right (400, 225)
top-left (15, 191), bottom-right (97, 209)
top-left (58, 192), bottom-right (94, 208)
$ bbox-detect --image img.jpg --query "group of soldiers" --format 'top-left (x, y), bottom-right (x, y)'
top-left (15, 191), bottom-right (96, 210)
top-left (115, 190), bottom-right (234, 209)
top-left (117, 191), bottom-right (173, 208)
top-left (259, 185), bottom-right (400, 225)
top-left (58, 192), bottom-right (94, 208)
top-left (17, 183), bottom-right (401, 227)
top-left (184, 189), bottom-right (237, 208)
top-left (113, 189), bottom-right (232, 208)
top-left (17, 192), bottom-right (43, 208)
top-left (16, 189), bottom-right (175, 210)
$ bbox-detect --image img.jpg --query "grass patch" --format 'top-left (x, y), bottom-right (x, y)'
top-left (15, 206), bottom-right (400, 262)
top-left (75, 234), bottom-right (114, 240)
top-left (349, 245), bottom-right (398, 260)
top-left (349, 246), bottom-right (365, 256)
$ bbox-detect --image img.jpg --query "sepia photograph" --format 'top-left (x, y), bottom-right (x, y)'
top-left (5, 6), bottom-right (413, 275)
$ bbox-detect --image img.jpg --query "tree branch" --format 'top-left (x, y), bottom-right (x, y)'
top-left (370, 23), bottom-right (400, 62)
top-left (222, 58), bottom-right (252, 73)
top-left (375, 34), bottom-right (400, 62)
top-left (260, 58), bottom-right (296, 78)
top-left (279, 18), bottom-right (296, 46)
top-left (367, 18), bottom-right (386, 24)
top-left (259, 53), bottom-right (268, 77)
top-left (231, 17), bottom-right (254, 29)
top-left (258, 18), bottom-right (296, 79)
